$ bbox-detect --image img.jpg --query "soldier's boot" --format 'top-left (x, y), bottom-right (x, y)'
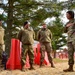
top-left (21, 63), bottom-right (26, 72)
top-left (63, 65), bottom-right (74, 72)
top-left (21, 66), bottom-right (26, 72)
top-left (51, 62), bottom-right (55, 68)
top-left (40, 62), bottom-right (42, 67)
top-left (29, 63), bottom-right (35, 70)
top-left (40, 61), bottom-right (45, 67)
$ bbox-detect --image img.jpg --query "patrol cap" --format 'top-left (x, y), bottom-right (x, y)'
top-left (42, 23), bottom-right (46, 25)
top-left (41, 22), bottom-right (46, 25)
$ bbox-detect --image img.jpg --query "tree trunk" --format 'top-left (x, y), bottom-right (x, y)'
top-left (5, 0), bottom-right (14, 57)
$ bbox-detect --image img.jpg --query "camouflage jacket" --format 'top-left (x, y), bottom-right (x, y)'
top-left (64, 19), bottom-right (75, 42)
top-left (37, 28), bottom-right (52, 43)
top-left (18, 28), bottom-right (35, 45)
top-left (0, 26), bottom-right (4, 44)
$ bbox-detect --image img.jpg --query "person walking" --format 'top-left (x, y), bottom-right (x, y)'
top-left (37, 23), bottom-right (55, 68)
top-left (18, 21), bottom-right (35, 71)
top-left (63, 11), bottom-right (75, 72)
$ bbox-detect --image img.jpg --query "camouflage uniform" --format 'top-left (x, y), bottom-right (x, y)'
top-left (37, 28), bottom-right (54, 67)
top-left (64, 19), bottom-right (75, 65)
top-left (18, 28), bottom-right (35, 68)
top-left (0, 25), bottom-right (4, 60)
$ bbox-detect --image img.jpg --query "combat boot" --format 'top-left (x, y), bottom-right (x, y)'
top-left (40, 62), bottom-right (42, 67)
top-left (51, 62), bottom-right (55, 68)
top-left (29, 63), bottom-right (35, 70)
top-left (29, 66), bottom-right (35, 70)
top-left (21, 66), bottom-right (26, 72)
top-left (63, 65), bottom-right (74, 72)
top-left (21, 63), bottom-right (26, 72)
top-left (40, 62), bottom-right (44, 67)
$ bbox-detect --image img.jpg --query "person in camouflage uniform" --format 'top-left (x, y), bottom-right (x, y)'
top-left (37, 23), bottom-right (55, 68)
top-left (0, 19), bottom-right (5, 66)
top-left (18, 21), bottom-right (35, 71)
top-left (63, 11), bottom-right (75, 72)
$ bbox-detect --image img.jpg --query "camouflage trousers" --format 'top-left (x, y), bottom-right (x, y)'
top-left (0, 44), bottom-right (3, 59)
top-left (40, 42), bottom-right (53, 64)
top-left (67, 42), bottom-right (75, 65)
top-left (21, 44), bottom-right (34, 66)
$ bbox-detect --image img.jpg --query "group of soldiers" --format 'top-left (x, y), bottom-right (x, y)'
top-left (18, 21), bottom-right (55, 72)
top-left (0, 10), bottom-right (75, 72)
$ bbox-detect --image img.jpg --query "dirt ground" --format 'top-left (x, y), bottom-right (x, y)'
top-left (0, 60), bottom-right (75, 75)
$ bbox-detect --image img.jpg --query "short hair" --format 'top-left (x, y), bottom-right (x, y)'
top-left (23, 21), bottom-right (28, 26)
top-left (67, 11), bottom-right (74, 18)
top-left (0, 19), bottom-right (1, 21)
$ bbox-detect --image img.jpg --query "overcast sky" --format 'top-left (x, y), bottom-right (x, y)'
top-left (58, 0), bottom-right (68, 2)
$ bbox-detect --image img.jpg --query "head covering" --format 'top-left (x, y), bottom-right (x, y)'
top-left (42, 23), bottom-right (46, 25)
top-left (41, 22), bottom-right (46, 25)
top-left (23, 21), bottom-right (28, 26)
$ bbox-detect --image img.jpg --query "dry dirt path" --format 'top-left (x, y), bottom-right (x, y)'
top-left (0, 62), bottom-right (75, 75)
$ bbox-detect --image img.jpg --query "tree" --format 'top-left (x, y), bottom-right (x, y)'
top-left (48, 17), bottom-right (66, 58)
top-left (1, 0), bottom-right (75, 56)
top-left (5, 0), bottom-right (14, 56)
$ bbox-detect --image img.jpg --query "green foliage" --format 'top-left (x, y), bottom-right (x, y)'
top-left (48, 17), bottom-right (66, 50)
top-left (0, 0), bottom-right (75, 54)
